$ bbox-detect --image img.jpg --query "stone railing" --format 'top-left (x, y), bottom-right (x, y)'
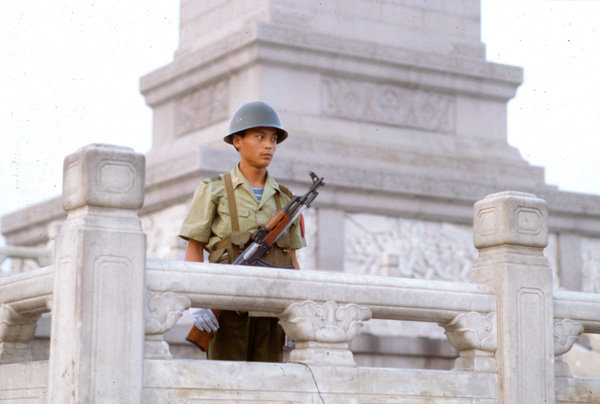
top-left (0, 222), bottom-right (60, 275)
top-left (0, 266), bottom-right (53, 363)
top-left (1, 143), bottom-right (600, 403)
top-left (0, 246), bottom-right (52, 270)
top-left (144, 259), bottom-right (495, 365)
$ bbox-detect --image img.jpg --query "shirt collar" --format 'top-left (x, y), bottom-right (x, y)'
top-left (231, 165), bottom-right (281, 203)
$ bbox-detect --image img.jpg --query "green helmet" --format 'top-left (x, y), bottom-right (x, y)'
top-left (224, 101), bottom-right (288, 144)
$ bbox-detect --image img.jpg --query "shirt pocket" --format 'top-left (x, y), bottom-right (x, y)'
top-left (236, 205), bottom-right (256, 232)
top-left (218, 200), bottom-right (255, 232)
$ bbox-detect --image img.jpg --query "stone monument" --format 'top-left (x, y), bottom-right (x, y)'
top-left (2, 0), bottom-right (600, 369)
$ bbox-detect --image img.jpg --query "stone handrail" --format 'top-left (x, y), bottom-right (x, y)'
top-left (0, 246), bottom-right (51, 268)
top-left (145, 258), bottom-right (495, 321)
top-left (554, 290), bottom-right (600, 333)
top-left (0, 266), bottom-right (53, 363)
top-left (0, 266), bottom-right (54, 311)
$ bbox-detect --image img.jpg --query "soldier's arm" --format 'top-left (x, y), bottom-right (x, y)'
top-left (185, 239), bottom-right (205, 263)
top-left (290, 249), bottom-right (300, 270)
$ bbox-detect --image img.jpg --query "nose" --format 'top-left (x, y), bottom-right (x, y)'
top-left (265, 138), bottom-right (275, 149)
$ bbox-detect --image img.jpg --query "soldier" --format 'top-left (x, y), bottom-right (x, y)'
top-left (179, 101), bottom-right (306, 362)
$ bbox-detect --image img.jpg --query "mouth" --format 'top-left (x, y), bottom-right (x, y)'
top-left (261, 153), bottom-right (273, 159)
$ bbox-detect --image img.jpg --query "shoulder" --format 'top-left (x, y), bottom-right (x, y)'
top-left (192, 174), bottom-right (225, 201)
top-left (202, 175), bottom-right (223, 185)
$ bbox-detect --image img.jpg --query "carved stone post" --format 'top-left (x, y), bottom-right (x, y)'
top-left (440, 311), bottom-right (497, 373)
top-left (47, 144), bottom-right (146, 403)
top-left (279, 300), bottom-right (371, 367)
top-left (471, 192), bottom-right (554, 403)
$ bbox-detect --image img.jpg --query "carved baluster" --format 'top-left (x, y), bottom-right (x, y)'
top-left (144, 291), bottom-right (191, 359)
top-left (440, 311), bottom-right (497, 373)
top-left (553, 319), bottom-right (584, 377)
top-left (279, 300), bottom-right (371, 367)
top-left (0, 304), bottom-right (42, 364)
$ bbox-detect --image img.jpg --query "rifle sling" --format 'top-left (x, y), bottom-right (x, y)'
top-left (224, 173), bottom-right (240, 232)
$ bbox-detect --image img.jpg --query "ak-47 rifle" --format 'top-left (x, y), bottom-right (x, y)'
top-left (186, 171), bottom-right (325, 351)
top-left (233, 171), bottom-right (325, 267)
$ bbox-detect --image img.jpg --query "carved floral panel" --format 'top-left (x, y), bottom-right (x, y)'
top-left (322, 77), bottom-right (455, 133)
top-left (344, 213), bottom-right (476, 282)
top-left (344, 213), bottom-right (560, 286)
top-left (174, 80), bottom-right (229, 137)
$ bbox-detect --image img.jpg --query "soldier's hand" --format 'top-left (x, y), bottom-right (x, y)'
top-left (190, 308), bottom-right (219, 333)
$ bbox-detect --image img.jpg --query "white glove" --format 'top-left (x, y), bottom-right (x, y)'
top-left (189, 308), bottom-right (219, 333)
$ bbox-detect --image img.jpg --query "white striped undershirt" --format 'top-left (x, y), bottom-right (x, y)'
top-left (251, 187), bottom-right (264, 202)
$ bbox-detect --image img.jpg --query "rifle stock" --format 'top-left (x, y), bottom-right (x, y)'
top-left (185, 309), bottom-right (221, 352)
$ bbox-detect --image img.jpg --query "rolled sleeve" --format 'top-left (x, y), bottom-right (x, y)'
top-left (289, 215), bottom-right (307, 250)
top-left (179, 183), bottom-right (217, 243)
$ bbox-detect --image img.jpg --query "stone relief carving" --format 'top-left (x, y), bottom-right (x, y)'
top-left (554, 319), bottom-right (584, 356)
top-left (344, 214), bottom-right (476, 282)
top-left (279, 300), bottom-right (371, 367)
top-left (279, 300), bottom-right (371, 343)
top-left (144, 290), bottom-right (191, 359)
top-left (0, 304), bottom-right (42, 363)
top-left (440, 311), bottom-right (497, 373)
top-left (174, 80), bottom-right (229, 137)
top-left (345, 213), bottom-right (561, 287)
top-left (582, 237), bottom-right (600, 293)
top-left (554, 319), bottom-right (584, 377)
top-left (322, 77), bottom-right (455, 133)
top-left (441, 311), bottom-right (497, 353)
top-left (145, 291), bottom-right (191, 335)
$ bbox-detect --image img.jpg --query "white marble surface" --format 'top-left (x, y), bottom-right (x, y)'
top-left (582, 237), bottom-right (600, 293)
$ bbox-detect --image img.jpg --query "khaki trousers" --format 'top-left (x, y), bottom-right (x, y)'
top-left (207, 310), bottom-right (285, 362)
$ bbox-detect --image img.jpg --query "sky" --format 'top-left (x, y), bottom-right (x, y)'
top-left (482, 0), bottom-right (600, 197)
top-left (0, 0), bottom-right (599, 231)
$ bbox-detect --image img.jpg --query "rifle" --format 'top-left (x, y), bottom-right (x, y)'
top-left (233, 171), bottom-right (325, 266)
top-left (186, 171), bottom-right (325, 351)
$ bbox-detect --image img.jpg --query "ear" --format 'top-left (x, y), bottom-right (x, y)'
top-left (232, 134), bottom-right (242, 150)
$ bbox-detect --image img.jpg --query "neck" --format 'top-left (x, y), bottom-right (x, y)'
top-left (238, 162), bottom-right (268, 187)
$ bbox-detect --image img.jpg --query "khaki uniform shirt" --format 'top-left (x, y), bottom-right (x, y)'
top-left (179, 164), bottom-right (306, 252)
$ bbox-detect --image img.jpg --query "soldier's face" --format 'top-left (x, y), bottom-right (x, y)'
top-left (233, 127), bottom-right (278, 169)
